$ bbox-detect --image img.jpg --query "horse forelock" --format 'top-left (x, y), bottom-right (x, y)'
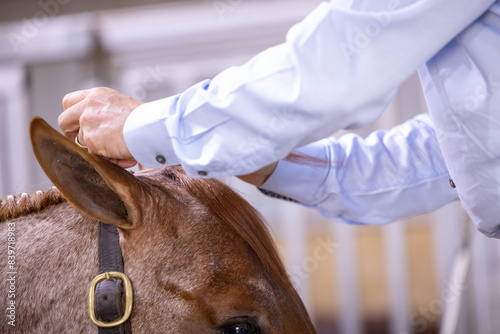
top-left (170, 168), bottom-right (303, 307)
top-left (0, 187), bottom-right (65, 222)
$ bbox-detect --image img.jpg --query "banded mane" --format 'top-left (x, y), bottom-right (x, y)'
top-left (0, 187), bottom-right (64, 222)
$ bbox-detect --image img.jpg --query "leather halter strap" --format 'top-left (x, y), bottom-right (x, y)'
top-left (95, 222), bottom-right (132, 334)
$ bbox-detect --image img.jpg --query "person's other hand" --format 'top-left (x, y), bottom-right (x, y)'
top-left (237, 162), bottom-right (278, 187)
top-left (59, 87), bottom-right (143, 168)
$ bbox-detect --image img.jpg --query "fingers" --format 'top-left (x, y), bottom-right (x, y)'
top-left (59, 90), bottom-right (90, 137)
top-left (58, 106), bottom-right (81, 138)
top-left (62, 89), bottom-right (90, 110)
top-left (58, 87), bottom-right (139, 165)
top-left (115, 159), bottom-right (138, 169)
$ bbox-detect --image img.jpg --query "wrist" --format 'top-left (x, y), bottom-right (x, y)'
top-left (237, 162), bottom-right (278, 186)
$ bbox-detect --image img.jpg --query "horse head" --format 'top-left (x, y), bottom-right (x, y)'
top-left (28, 117), bottom-right (316, 333)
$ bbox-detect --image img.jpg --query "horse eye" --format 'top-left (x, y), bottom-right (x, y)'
top-left (220, 320), bottom-right (260, 334)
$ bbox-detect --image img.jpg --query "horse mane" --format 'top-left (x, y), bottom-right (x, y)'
top-left (0, 187), bottom-right (65, 222)
top-left (171, 168), bottom-right (302, 306)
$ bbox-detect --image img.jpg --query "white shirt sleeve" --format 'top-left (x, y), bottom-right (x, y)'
top-left (260, 113), bottom-right (458, 225)
top-left (123, 0), bottom-right (495, 178)
top-left (418, 2), bottom-right (500, 237)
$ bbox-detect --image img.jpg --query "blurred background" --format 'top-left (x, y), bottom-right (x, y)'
top-left (1, 0), bottom-right (500, 333)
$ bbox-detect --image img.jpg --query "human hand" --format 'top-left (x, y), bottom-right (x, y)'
top-left (237, 162), bottom-right (279, 187)
top-left (58, 87), bottom-right (143, 168)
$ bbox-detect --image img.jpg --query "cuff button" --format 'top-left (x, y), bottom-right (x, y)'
top-left (156, 155), bottom-right (166, 164)
top-left (449, 178), bottom-right (456, 189)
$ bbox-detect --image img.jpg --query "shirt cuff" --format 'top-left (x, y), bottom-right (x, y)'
top-left (123, 96), bottom-right (181, 168)
top-left (260, 140), bottom-right (330, 205)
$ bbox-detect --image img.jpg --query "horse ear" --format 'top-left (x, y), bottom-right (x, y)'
top-left (30, 117), bottom-right (149, 229)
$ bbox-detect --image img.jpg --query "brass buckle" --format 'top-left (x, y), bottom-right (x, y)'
top-left (88, 272), bottom-right (133, 328)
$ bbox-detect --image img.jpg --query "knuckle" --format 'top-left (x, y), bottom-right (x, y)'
top-left (95, 86), bottom-right (112, 94)
top-left (79, 112), bottom-right (91, 125)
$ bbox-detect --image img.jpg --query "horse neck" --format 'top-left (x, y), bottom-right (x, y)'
top-left (0, 201), bottom-right (98, 332)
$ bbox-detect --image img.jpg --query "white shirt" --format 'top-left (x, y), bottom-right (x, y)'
top-left (123, 0), bottom-right (498, 234)
top-left (419, 4), bottom-right (500, 237)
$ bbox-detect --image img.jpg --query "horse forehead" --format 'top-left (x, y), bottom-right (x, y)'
top-left (130, 268), bottom-right (275, 331)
